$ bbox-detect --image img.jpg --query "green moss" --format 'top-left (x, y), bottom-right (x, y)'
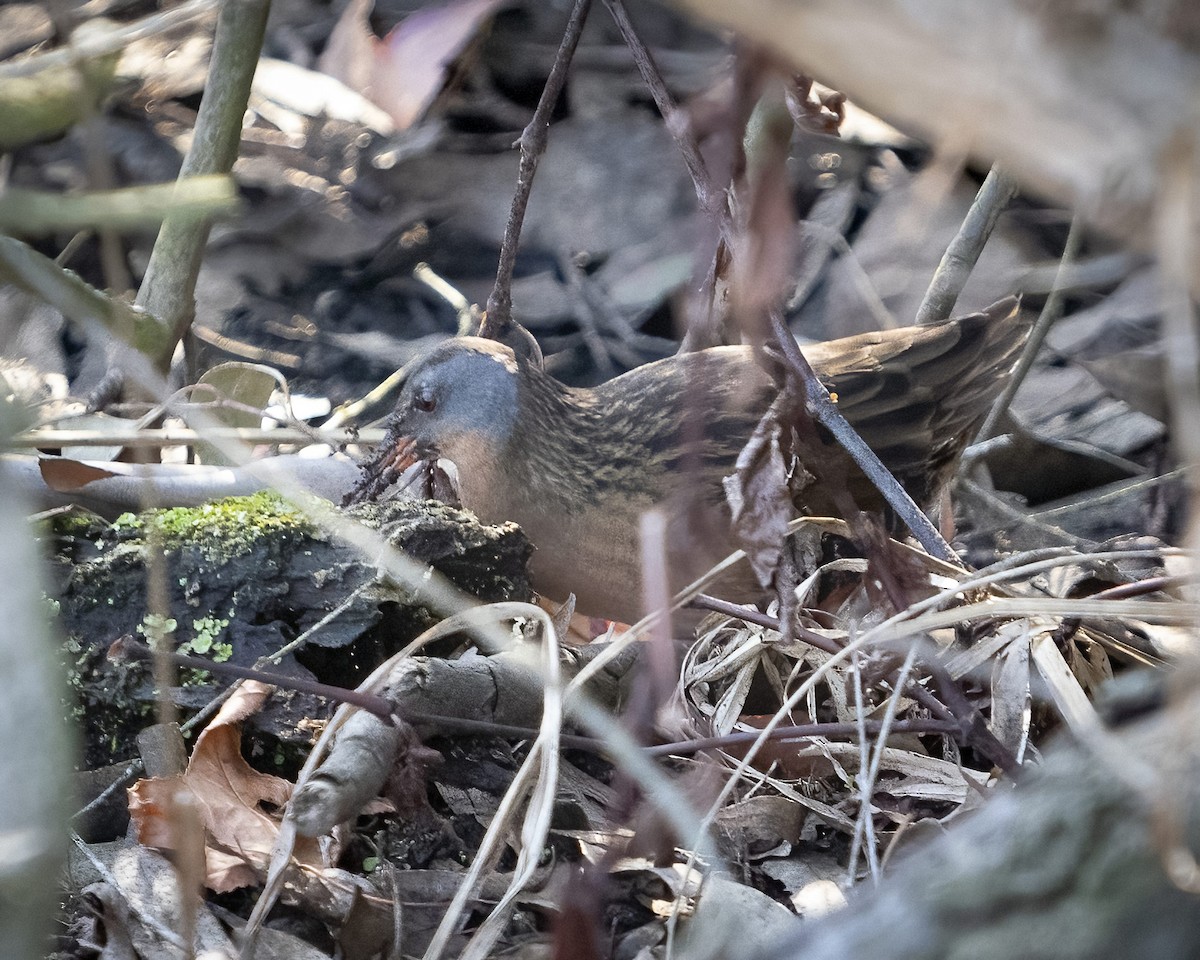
top-left (110, 491), bottom-right (316, 563)
top-left (50, 510), bottom-right (107, 539)
top-left (181, 615), bottom-right (233, 662)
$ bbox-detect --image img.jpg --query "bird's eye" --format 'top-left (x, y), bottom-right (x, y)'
top-left (413, 387), bottom-right (437, 413)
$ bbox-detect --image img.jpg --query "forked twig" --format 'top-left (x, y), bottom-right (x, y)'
top-left (480, 0), bottom-right (593, 341)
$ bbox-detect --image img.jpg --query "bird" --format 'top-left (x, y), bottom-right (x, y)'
top-left (350, 297), bottom-right (1027, 624)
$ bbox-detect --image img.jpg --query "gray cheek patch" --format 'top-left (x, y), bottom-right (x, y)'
top-left (433, 349), bottom-right (520, 444)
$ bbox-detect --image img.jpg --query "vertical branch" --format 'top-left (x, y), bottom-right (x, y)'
top-left (602, 0), bottom-right (722, 215)
top-left (977, 214), bottom-right (1082, 440)
top-left (915, 164), bottom-right (1018, 325)
top-left (136, 0), bottom-right (272, 371)
top-left (479, 0), bottom-right (593, 343)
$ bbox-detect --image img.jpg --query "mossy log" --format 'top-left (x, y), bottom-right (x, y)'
top-left (46, 494), bottom-right (532, 767)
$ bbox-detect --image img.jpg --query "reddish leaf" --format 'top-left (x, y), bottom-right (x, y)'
top-left (320, 0), bottom-right (510, 131)
top-left (317, 0), bottom-right (376, 94)
top-left (39, 457), bottom-right (118, 490)
top-left (373, 0), bottom-right (508, 129)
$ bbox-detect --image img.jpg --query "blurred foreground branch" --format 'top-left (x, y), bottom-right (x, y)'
top-left (670, 0), bottom-right (1200, 272)
top-left (759, 675), bottom-right (1200, 960)
top-left (0, 414), bottom-right (75, 959)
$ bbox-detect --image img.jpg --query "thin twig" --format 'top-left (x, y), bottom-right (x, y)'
top-left (789, 218), bottom-right (897, 329)
top-left (557, 251), bottom-right (618, 377)
top-left (413, 261), bottom-right (477, 335)
top-left (11, 426), bottom-right (383, 448)
top-left (766, 308), bottom-right (959, 564)
top-left (167, 580), bottom-right (387, 743)
top-left (978, 214), bottom-right (1083, 439)
top-left (1031, 468), bottom-right (1190, 521)
top-left (848, 652), bottom-right (879, 883)
top-left (601, 0), bottom-right (722, 215)
top-left (691, 592), bottom-right (842, 657)
top-left (480, 0), bottom-right (592, 340)
top-left (72, 759), bottom-right (144, 822)
top-left (858, 646), bottom-right (918, 881)
top-left (112, 636), bottom-right (397, 721)
top-left (605, 0), bottom-right (752, 352)
top-left (114, 634), bottom-right (625, 748)
top-left (915, 164), bottom-right (1019, 324)
top-left (1089, 575), bottom-right (1189, 601)
top-left (0, 0), bottom-right (217, 79)
top-left (644, 717), bottom-right (960, 758)
top-left (955, 477), bottom-right (1097, 551)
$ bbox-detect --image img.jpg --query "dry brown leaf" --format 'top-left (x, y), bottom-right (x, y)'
top-left (316, 0), bottom-right (375, 94)
top-left (128, 681), bottom-right (324, 893)
top-left (723, 410), bottom-right (791, 588)
top-left (715, 794), bottom-right (806, 859)
top-left (39, 456), bottom-right (118, 490)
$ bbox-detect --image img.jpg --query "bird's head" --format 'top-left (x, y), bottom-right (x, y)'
top-left (381, 336), bottom-right (523, 473)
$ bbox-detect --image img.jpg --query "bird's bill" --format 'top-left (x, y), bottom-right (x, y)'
top-left (380, 434), bottom-right (421, 474)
